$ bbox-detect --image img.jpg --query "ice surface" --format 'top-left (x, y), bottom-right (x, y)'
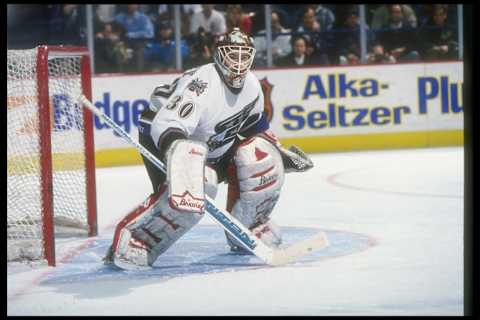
top-left (7, 147), bottom-right (464, 316)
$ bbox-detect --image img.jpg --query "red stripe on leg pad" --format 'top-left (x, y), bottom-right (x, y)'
top-left (250, 166), bottom-right (274, 178)
top-left (142, 227), bottom-right (162, 243)
top-left (158, 213), bottom-right (180, 231)
top-left (129, 238), bottom-right (152, 252)
top-left (112, 185), bottom-right (166, 252)
top-left (252, 179), bottom-right (277, 192)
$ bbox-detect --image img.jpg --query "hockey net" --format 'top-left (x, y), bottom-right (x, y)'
top-left (7, 46), bottom-right (97, 266)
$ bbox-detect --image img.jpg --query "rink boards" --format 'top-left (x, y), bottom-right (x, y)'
top-left (90, 61), bottom-right (463, 167)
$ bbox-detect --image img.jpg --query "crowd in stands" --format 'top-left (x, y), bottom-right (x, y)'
top-left (7, 4), bottom-right (460, 73)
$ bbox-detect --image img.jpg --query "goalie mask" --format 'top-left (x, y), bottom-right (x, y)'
top-left (214, 28), bottom-right (256, 89)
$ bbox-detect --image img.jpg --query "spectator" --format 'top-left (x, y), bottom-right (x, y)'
top-left (254, 11), bottom-right (292, 67)
top-left (189, 4), bottom-right (227, 36)
top-left (312, 5), bottom-right (336, 60)
top-left (271, 4), bottom-right (299, 29)
top-left (291, 5), bottom-right (312, 31)
top-left (419, 4), bottom-right (456, 27)
top-left (95, 21), bottom-right (133, 73)
top-left (157, 4), bottom-right (173, 25)
top-left (144, 21), bottom-right (189, 72)
top-left (179, 4), bottom-right (202, 36)
top-left (245, 5), bottom-right (265, 35)
top-left (367, 44), bottom-right (396, 64)
top-left (411, 4), bottom-right (431, 26)
top-left (276, 36), bottom-right (316, 67)
top-left (371, 4), bottom-right (418, 29)
top-left (296, 7), bottom-right (329, 65)
top-left (182, 4), bottom-right (202, 16)
top-left (47, 4), bottom-right (86, 45)
top-left (156, 5), bottom-right (199, 37)
top-left (419, 5), bottom-right (458, 61)
top-left (296, 7), bottom-right (320, 52)
top-left (335, 8), bottom-right (371, 65)
top-left (138, 5), bottom-right (159, 26)
top-left (94, 5), bottom-right (117, 46)
top-left (225, 5), bottom-right (254, 35)
top-left (115, 4), bottom-right (154, 71)
top-left (115, 4), bottom-right (154, 39)
top-left (375, 4), bottom-right (420, 62)
top-left (334, 5), bottom-right (360, 28)
top-left (312, 4), bottom-right (335, 31)
top-left (96, 5), bottom-right (117, 24)
top-left (184, 27), bottom-right (214, 70)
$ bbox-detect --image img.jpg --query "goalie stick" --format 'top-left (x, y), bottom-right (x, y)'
top-left (79, 94), bottom-right (328, 266)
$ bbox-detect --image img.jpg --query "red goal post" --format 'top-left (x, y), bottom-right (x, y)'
top-left (7, 45), bottom-right (97, 266)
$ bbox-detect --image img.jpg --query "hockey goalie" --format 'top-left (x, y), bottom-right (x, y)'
top-left (104, 28), bottom-right (313, 270)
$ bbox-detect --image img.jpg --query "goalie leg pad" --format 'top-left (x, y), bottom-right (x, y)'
top-left (167, 139), bottom-right (217, 213)
top-left (225, 136), bottom-right (285, 251)
top-left (108, 185), bottom-right (204, 270)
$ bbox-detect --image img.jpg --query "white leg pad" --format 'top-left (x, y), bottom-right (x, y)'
top-left (111, 186), bottom-right (204, 270)
top-left (167, 140), bottom-right (209, 213)
top-left (226, 136), bottom-right (285, 251)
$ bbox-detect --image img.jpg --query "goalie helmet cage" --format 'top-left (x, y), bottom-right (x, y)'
top-left (7, 45), bottom-right (97, 266)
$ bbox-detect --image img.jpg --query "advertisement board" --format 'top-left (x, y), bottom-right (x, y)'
top-left (90, 62), bottom-right (463, 167)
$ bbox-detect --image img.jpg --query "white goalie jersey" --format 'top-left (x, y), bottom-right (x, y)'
top-left (105, 28), bottom-right (317, 271)
top-left (147, 63), bottom-right (266, 162)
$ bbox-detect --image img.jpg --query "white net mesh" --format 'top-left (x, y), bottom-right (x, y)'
top-left (7, 48), bottom-right (91, 263)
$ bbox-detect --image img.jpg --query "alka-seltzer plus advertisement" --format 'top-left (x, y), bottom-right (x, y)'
top-left (58, 62), bottom-right (462, 151)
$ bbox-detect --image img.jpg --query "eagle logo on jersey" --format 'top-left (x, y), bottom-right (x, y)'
top-left (188, 78), bottom-right (208, 96)
top-left (207, 95), bottom-right (259, 151)
top-left (259, 77), bottom-right (274, 123)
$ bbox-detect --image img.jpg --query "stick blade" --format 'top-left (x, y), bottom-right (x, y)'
top-left (270, 232), bottom-right (329, 266)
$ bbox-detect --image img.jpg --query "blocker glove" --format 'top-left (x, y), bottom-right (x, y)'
top-left (257, 130), bottom-right (314, 173)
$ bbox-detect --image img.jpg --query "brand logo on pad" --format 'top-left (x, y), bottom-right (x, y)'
top-left (170, 191), bottom-right (205, 214)
top-left (260, 174), bottom-right (277, 186)
top-left (253, 174), bottom-right (278, 192)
